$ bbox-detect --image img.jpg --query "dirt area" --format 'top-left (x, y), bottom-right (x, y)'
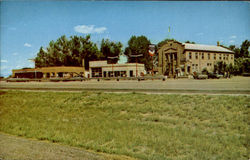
top-left (0, 133), bottom-right (135, 160)
top-left (0, 76), bottom-right (249, 94)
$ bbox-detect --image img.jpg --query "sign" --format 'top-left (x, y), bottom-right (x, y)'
top-left (148, 44), bottom-right (156, 56)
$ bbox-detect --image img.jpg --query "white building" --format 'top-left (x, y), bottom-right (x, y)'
top-left (89, 60), bottom-right (145, 78)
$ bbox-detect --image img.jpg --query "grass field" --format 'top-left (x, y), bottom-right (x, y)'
top-left (0, 91), bottom-right (249, 159)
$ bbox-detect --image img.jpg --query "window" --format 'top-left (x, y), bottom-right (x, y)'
top-left (207, 63), bottom-right (209, 66)
top-left (219, 54), bottom-right (222, 60)
top-left (196, 53), bottom-right (198, 59)
top-left (129, 70), bottom-right (133, 77)
top-left (208, 53), bottom-right (210, 60)
top-left (92, 67), bottom-right (102, 77)
top-left (231, 55), bottom-right (234, 60)
top-left (202, 53), bottom-right (204, 59)
top-left (120, 71), bottom-right (127, 77)
top-left (114, 71), bottom-right (120, 77)
top-left (189, 52), bottom-right (192, 59)
top-left (214, 53), bottom-right (216, 60)
top-left (223, 54), bottom-right (225, 60)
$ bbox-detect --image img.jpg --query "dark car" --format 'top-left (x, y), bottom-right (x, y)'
top-left (207, 73), bottom-right (223, 79)
top-left (193, 73), bottom-right (208, 79)
top-left (207, 73), bottom-right (218, 79)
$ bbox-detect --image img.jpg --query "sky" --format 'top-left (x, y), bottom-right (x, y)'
top-left (0, 1), bottom-right (249, 77)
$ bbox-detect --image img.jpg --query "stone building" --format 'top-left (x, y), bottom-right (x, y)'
top-left (157, 40), bottom-right (234, 77)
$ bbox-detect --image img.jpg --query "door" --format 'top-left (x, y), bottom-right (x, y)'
top-left (130, 70), bottom-right (133, 77)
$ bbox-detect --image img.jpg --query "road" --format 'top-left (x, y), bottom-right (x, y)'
top-left (1, 76), bottom-right (250, 94)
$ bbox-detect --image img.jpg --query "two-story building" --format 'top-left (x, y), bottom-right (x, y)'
top-left (158, 40), bottom-right (234, 77)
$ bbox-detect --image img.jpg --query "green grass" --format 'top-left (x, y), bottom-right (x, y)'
top-left (0, 90), bottom-right (249, 159)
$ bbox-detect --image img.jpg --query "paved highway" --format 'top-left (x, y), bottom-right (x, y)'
top-left (1, 76), bottom-right (250, 94)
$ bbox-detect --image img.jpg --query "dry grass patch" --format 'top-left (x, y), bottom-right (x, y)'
top-left (0, 91), bottom-right (249, 160)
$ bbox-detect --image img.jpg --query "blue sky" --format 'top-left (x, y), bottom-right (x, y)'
top-left (0, 1), bottom-right (249, 77)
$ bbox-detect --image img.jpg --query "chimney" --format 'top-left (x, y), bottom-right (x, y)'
top-left (217, 41), bottom-right (220, 46)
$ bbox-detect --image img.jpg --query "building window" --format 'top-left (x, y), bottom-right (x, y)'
top-left (223, 54), bottom-right (225, 60)
top-left (201, 53), bottom-right (204, 59)
top-left (219, 54), bottom-right (222, 60)
top-left (189, 52), bottom-right (192, 59)
top-left (120, 71), bottom-right (127, 77)
top-left (208, 53), bottom-right (210, 60)
top-left (231, 55), bottom-right (234, 60)
top-left (92, 67), bottom-right (102, 77)
top-left (196, 53), bottom-right (198, 59)
top-left (214, 53), bottom-right (216, 60)
top-left (114, 71), bottom-right (120, 77)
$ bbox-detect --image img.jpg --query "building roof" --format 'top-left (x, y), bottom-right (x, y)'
top-left (183, 43), bottom-right (234, 53)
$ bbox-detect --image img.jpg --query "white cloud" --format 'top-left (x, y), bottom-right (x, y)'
top-left (229, 40), bottom-right (235, 43)
top-left (230, 35), bottom-right (237, 39)
top-left (74, 25), bottom-right (107, 34)
top-left (1, 60), bottom-right (8, 63)
top-left (24, 43), bottom-right (32, 47)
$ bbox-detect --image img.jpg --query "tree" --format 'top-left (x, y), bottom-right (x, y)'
top-left (34, 35), bottom-right (101, 70)
top-left (100, 39), bottom-right (123, 64)
top-left (157, 38), bottom-right (176, 48)
top-left (185, 41), bottom-right (195, 44)
top-left (229, 45), bottom-right (241, 58)
top-left (35, 47), bottom-right (48, 67)
top-left (240, 40), bottom-right (250, 58)
top-left (124, 35), bottom-right (152, 71)
top-left (214, 61), bottom-right (226, 75)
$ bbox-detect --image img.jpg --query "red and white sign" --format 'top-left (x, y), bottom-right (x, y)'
top-left (148, 44), bottom-right (156, 56)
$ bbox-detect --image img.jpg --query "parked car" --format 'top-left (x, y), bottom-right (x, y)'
top-left (193, 73), bottom-right (208, 79)
top-left (207, 72), bottom-right (219, 79)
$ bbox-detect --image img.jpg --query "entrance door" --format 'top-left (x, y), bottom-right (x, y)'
top-left (129, 70), bottom-right (133, 77)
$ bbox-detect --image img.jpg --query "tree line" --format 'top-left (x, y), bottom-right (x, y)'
top-left (35, 35), bottom-right (249, 74)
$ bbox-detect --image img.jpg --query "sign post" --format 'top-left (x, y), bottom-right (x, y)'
top-left (148, 44), bottom-right (156, 76)
top-left (107, 56), bottom-right (118, 77)
top-left (130, 54), bottom-right (143, 77)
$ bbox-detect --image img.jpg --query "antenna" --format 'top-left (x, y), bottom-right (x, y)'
top-left (168, 26), bottom-right (171, 39)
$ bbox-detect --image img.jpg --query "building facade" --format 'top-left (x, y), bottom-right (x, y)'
top-left (89, 60), bottom-right (145, 78)
top-left (12, 66), bottom-right (85, 79)
top-left (158, 41), bottom-right (234, 77)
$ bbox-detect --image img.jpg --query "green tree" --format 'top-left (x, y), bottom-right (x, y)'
top-left (185, 41), bottom-right (196, 44)
top-left (124, 35), bottom-right (152, 71)
top-left (214, 61), bottom-right (226, 75)
top-left (240, 40), bottom-right (250, 58)
top-left (35, 35), bottom-right (101, 70)
top-left (157, 38), bottom-right (176, 48)
top-left (100, 39), bottom-right (123, 64)
top-left (229, 45), bottom-right (241, 58)
top-left (35, 47), bottom-right (49, 67)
